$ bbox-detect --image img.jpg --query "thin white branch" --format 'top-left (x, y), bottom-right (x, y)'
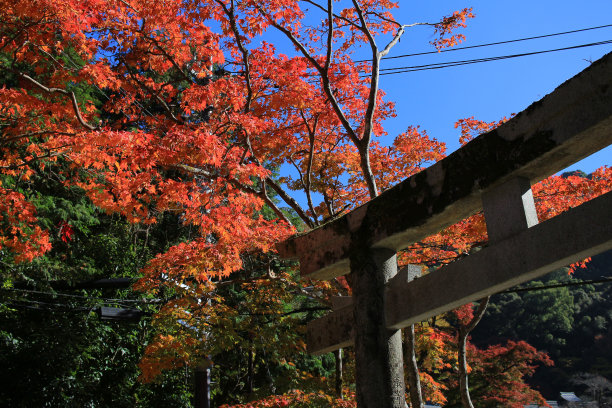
top-left (380, 22), bottom-right (432, 57)
top-left (19, 73), bottom-right (97, 131)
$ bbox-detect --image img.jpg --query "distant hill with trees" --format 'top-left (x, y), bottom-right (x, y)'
top-left (472, 249), bottom-right (612, 402)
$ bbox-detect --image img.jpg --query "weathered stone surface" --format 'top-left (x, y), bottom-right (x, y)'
top-left (387, 264), bottom-right (422, 288)
top-left (309, 266), bottom-right (421, 355)
top-left (307, 266), bottom-right (420, 354)
top-left (351, 247), bottom-right (405, 408)
top-left (306, 191), bottom-right (612, 353)
top-left (306, 303), bottom-right (353, 355)
top-left (482, 177), bottom-right (539, 243)
top-left (386, 190), bottom-right (612, 330)
top-left (277, 52), bottom-right (612, 280)
top-left (331, 295), bottom-right (352, 310)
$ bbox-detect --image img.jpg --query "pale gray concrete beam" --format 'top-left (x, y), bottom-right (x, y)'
top-left (386, 190), bottom-right (612, 330)
top-left (482, 177), bottom-right (539, 243)
top-left (307, 265), bottom-right (422, 354)
top-left (391, 264), bottom-right (422, 285)
top-left (306, 191), bottom-right (612, 353)
top-left (331, 295), bottom-right (352, 310)
top-left (277, 52), bottom-right (612, 280)
top-left (307, 304), bottom-right (353, 355)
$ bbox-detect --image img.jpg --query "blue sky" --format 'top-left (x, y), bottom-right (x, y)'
top-left (265, 1), bottom-right (611, 174)
top-left (372, 0), bottom-right (612, 173)
top-left (258, 1), bottom-right (611, 212)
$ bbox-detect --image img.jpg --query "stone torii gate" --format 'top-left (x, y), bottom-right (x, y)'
top-left (277, 51), bottom-right (612, 408)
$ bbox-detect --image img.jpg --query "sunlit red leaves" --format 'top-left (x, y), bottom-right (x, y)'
top-left (533, 166), bottom-right (612, 221)
top-left (331, 126), bottom-right (446, 209)
top-left (465, 340), bottom-right (553, 408)
top-left (399, 116), bottom-right (611, 270)
top-left (401, 167), bottom-right (611, 269)
top-left (330, 0), bottom-right (400, 53)
top-left (220, 389), bottom-right (356, 408)
top-left (454, 115), bottom-right (513, 146)
top-left (2, 1), bottom-right (606, 399)
top-left (431, 8), bottom-right (475, 50)
top-left (57, 220), bottom-right (74, 243)
top-left (411, 322), bottom-right (552, 407)
top-left (0, 185), bottom-right (51, 263)
top-left (139, 333), bottom-right (200, 383)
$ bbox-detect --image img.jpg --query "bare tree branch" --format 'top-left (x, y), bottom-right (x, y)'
top-left (120, 59), bottom-right (183, 123)
top-left (404, 325), bottom-right (424, 408)
top-left (18, 73), bottom-right (97, 131)
top-left (174, 163), bottom-right (296, 226)
top-left (458, 297), bottom-right (490, 408)
top-left (1, 149), bottom-right (67, 170)
top-left (259, 179), bottom-right (294, 226)
top-left (216, 0), bottom-right (254, 113)
top-left (266, 178), bottom-right (315, 228)
top-left (324, 0), bottom-right (334, 73)
top-left (299, 110), bottom-right (320, 225)
top-left (300, 0), bottom-right (361, 30)
top-left (141, 33), bottom-right (193, 84)
top-left (380, 22), bottom-right (432, 57)
top-left (256, 5), bottom-right (361, 148)
top-left (1, 130), bottom-right (76, 145)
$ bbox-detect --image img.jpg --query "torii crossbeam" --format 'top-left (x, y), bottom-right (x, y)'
top-left (277, 52), bottom-right (612, 408)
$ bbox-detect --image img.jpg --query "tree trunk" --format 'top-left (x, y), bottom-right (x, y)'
top-left (404, 325), bottom-right (423, 408)
top-left (358, 144), bottom-right (379, 198)
top-left (458, 297), bottom-right (490, 408)
top-left (334, 348), bottom-right (343, 400)
top-left (458, 329), bottom-right (473, 408)
top-left (247, 347), bottom-right (254, 394)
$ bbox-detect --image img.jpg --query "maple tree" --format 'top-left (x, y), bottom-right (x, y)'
top-left (1, 0), bottom-right (610, 406)
top-left (0, 0), bottom-right (468, 380)
top-left (397, 317), bottom-right (553, 408)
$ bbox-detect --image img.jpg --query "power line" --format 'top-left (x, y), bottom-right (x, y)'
top-left (375, 23), bottom-right (612, 62)
top-left (2, 295), bottom-right (325, 320)
top-left (380, 39), bottom-right (612, 71)
top-left (3, 299), bottom-right (93, 312)
top-left (5, 275), bottom-right (611, 312)
top-left (0, 287), bottom-right (163, 305)
top-left (4, 302), bottom-right (92, 313)
top-left (374, 39), bottom-right (612, 76)
top-left (500, 276), bottom-right (612, 295)
top-left (297, 38), bottom-right (612, 82)
top-left (3, 300), bottom-right (153, 321)
top-left (221, 24), bottom-right (612, 80)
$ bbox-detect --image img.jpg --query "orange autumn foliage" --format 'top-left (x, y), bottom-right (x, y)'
top-left (1, 1), bottom-right (609, 406)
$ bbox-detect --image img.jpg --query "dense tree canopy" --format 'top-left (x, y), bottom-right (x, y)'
top-left (1, 0), bottom-right (610, 406)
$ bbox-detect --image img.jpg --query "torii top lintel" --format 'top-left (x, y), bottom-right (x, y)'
top-left (276, 52), bottom-right (612, 280)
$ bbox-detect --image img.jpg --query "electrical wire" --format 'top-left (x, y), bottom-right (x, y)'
top-left (3, 276), bottom-right (611, 314)
top-left (285, 38), bottom-right (612, 82)
top-left (3, 302), bottom-right (92, 313)
top-left (3, 298), bottom-right (92, 312)
top-left (203, 24), bottom-right (612, 81)
top-left (374, 23), bottom-right (612, 62)
top-left (373, 39), bottom-right (612, 76)
top-left (0, 287), bottom-right (163, 305)
top-left (499, 276), bottom-right (612, 295)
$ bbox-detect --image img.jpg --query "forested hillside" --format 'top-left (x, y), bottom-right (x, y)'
top-left (1, 0), bottom-right (610, 406)
top-left (473, 249), bottom-right (612, 401)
